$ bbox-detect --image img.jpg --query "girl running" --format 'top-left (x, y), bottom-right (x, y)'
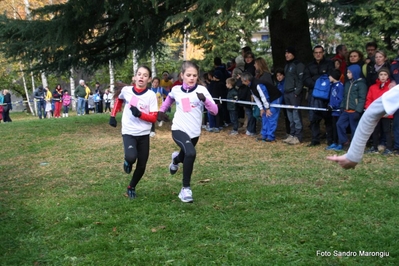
top-left (158, 61), bottom-right (218, 203)
top-left (109, 65), bottom-right (158, 199)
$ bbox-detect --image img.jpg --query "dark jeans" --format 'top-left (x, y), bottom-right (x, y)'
top-left (337, 111), bottom-right (361, 144)
top-left (244, 107), bottom-right (256, 134)
top-left (122, 134), bottom-right (150, 188)
top-left (284, 91), bottom-right (303, 141)
top-left (372, 118), bottom-right (392, 149)
top-left (171, 130), bottom-right (199, 188)
top-left (37, 100), bottom-right (45, 119)
top-left (229, 110), bottom-right (238, 131)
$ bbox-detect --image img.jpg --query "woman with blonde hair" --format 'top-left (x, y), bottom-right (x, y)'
top-left (254, 57), bottom-right (273, 84)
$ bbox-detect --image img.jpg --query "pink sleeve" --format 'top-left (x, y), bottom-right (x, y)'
top-left (159, 95), bottom-right (175, 112)
top-left (204, 98), bottom-right (218, 115)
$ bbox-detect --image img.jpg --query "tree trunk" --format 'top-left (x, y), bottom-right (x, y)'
top-left (109, 60), bottom-right (115, 92)
top-left (269, 0), bottom-right (313, 69)
top-left (19, 64), bottom-right (34, 115)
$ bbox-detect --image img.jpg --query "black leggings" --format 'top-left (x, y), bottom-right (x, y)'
top-left (122, 134), bottom-right (150, 188)
top-left (172, 130), bottom-right (199, 187)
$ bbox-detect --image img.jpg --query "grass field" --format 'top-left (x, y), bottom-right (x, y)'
top-left (1, 112), bottom-right (398, 265)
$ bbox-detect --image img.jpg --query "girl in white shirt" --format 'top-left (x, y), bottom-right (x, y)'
top-left (158, 61), bottom-right (218, 203)
top-left (109, 66), bottom-right (158, 199)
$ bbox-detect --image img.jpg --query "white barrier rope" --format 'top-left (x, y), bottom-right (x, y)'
top-left (212, 97), bottom-right (336, 112)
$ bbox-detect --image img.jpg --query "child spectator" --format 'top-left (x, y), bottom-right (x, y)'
top-left (206, 70), bottom-right (224, 133)
top-left (150, 77), bottom-right (169, 137)
top-left (327, 84), bottom-right (399, 169)
top-left (226, 77), bottom-right (239, 135)
top-left (88, 92), bottom-right (95, 113)
top-left (364, 68), bottom-right (393, 155)
top-left (325, 69), bottom-right (344, 150)
top-left (45, 87), bottom-right (52, 118)
top-left (240, 72), bottom-right (282, 142)
top-left (334, 64), bottom-right (367, 151)
top-left (275, 68), bottom-right (290, 137)
top-left (108, 65), bottom-right (158, 199)
top-left (62, 90), bottom-right (71, 117)
top-left (103, 88), bottom-right (113, 113)
top-left (94, 90), bottom-right (101, 113)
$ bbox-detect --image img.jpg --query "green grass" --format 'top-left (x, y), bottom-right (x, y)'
top-left (1, 112), bottom-right (398, 265)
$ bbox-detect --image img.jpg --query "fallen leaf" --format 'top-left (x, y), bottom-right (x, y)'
top-left (199, 179), bottom-right (211, 183)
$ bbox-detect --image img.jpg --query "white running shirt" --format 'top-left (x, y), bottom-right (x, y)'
top-left (169, 85), bottom-right (215, 138)
top-left (119, 86), bottom-right (158, 136)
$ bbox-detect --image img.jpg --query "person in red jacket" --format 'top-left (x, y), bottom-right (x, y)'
top-left (109, 65), bottom-right (158, 199)
top-left (364, 68), bottom-right (393, 155)
top-left (52, 84), bottom-right (63, 118)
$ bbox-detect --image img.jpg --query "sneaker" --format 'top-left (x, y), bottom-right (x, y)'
top-left (169, 151), bottom-right (179, 175)
top-left (126, 187), bottom-right (136, 199)
top-left (325, 143), bottom-right (338, 150)
top-left (265, 139), bottom-right (275, 142)
top-left (158, 121), bottom-right (163, 127)
top-left (365, 147), bottom-right (379, 154)
top-left (212, 128), bottom-right (220, 133)
top-left (229, 130), bottom-right (238, 135)
top-left (377, 144), bottom-right (386, 152)
top-left (206, 127), bottom-right (214, 132)
top-left (306, 141), bottom-right (320, 147)
top-left (393, 149), bottom-right (399, 156)
top-left (223, 122), bottom-right (229, 127)
top-left (123, 160), bottom-right (132, 174)
top-left (333, 144), bottom-right (343, 151)
top-left (287, 136), bottom-right (300, 145)
top-left (201, 125), bottom-right (207, 129)
top-left (257, 137), bottom-right (267, 142)
top-left (382, 149), bottom-right (393, 156)
top-left (282, 135), bottom-right (294, 143)
top-left (178, 187), bottom-right (193, 203)
top-left (245, 130), bottom-right (255, 136)
top-left (150, 131), bottom-right (156, 137)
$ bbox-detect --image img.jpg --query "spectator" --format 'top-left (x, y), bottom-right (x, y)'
top-left (44, 87), bottom-right (52, 118)
top-left (62, 90), bottom-right (71, 117)
top-left (365, 50), bottom-right (391, 87)
top-left (0, 91), bottom-right (3, 122)
top-left (254, 57), bottom-right (273, 84)
top-left (225, 77), bottom-right (239, 135)
top-left (327, 84), bottom-right (399, 169)
top-left (2, 89), bottom-right (12, 122)
top-left (348, 50), bottom-right (364, 67)
top-left (244, 51), bottom-right (256, 76)
top-left (331, 44), bottom-right (348, 75)
top-left (390, 49), bottom-right (399, 155)
top-left (282, 46), bottom-right (305, 145)
top-left (241, 72), bottom-right (282, 142)
top-left (75, 80), bottom-right (87, 116)
top-left (364, 68), bottom-right (393, 155)
top-left (325, 69), bottom-right (344, 150)
top-left (334, 64), bottom-right (367, 151)
top-left (103, 88), bottom-right (113, 113)
top-left (34, 86), bottom-right (46, 119)
top-left (275, 68), bottom-right (290, 136)
top-left (150, 77), bottom-right (169, 137)
top-left (52, 84), bottom-right (63, 118)
top-left (303, 45), bottom-right (334, 147)
top-left (160, 71), bottom-right (173, 92)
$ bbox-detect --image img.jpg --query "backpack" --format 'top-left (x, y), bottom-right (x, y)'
top-left (312, 74), bottom-right (331, 100)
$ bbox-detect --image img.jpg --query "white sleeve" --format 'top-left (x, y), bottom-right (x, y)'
top-left (256, 85), bottom-right (269, 109)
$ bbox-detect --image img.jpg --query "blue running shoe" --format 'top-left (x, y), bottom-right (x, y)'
top-left (123, 160), bottom-right (132, 174)
top-left (333, 144), bottom-right (343, 151)
top-left (126, 187), bottom-right (136, 199)
top-left (325, 143), bottom-right (337, 150)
